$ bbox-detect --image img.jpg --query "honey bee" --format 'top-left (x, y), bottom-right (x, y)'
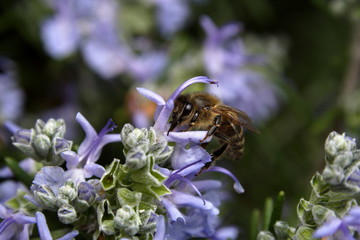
top-left (168, 93), bottom-right (260, 172)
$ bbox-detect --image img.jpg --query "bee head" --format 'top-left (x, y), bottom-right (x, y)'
top-left (167, 96), bottom-right (193, 135)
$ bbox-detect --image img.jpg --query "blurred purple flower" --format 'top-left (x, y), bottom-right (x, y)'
top-left (153, 0), bottom-right (190, 38)
top-left (41, 0), bottom-right (168, 80)
top-left (60, 112), bottom-right (121, 184)
top-left (201, 16), bottom-right (281, 121)
top-left (0, 57), bottom-right (24, 122)
top-left (0, 181), bottom-right (24, 204)
top-left (41, 0), bottom-right (128, 79)
top-left (0, 205), bottom-right (36, 240)
top-left (127, 51), bottom-right (168, 83)
top-left (0, 158), bottom-right (38, 179)
top-left (313, 206), bottom-right (360, 240)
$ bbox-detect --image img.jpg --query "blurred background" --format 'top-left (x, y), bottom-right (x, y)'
top-left (0, 0), bottom-right (359, 239)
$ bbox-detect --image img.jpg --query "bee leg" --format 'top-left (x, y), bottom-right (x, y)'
top-left (196, 133), bottom-right (229, 176)
top-left (200, 115), bottom-right (221, 142)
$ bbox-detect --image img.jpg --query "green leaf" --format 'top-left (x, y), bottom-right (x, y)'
top-left (263, 197), bottom-right (273, 231)
top-left (269, 191), bottom-right (285, 233)
top-left (250, 209), bottom-right (260, 240)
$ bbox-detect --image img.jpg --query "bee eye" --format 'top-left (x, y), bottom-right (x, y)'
top-left (182, 103), bottom-right (192, 115)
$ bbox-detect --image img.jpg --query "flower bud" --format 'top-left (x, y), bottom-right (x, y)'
top-left (33, 185), bottom-right (58, 210)
top-left (123, 128), bottom-right (144, 149)
top-left (114, 205), bottom-right (140, 236)
top-left (151, 142), bottom-right (173, 164)
top-left (58, 204), bottom-right (77, 224)
top-left (121, 124), bottom-right (135, 144)
top-left (58, 180), bottom-right (77, 202)
top-left (78, 182), bottom-right (96, 203)
top-left (13, 129), bottom-right (33, 145)
top-left (274, 221), bottom-right (295, 239)
top-left (325, 132), bottom-right (356, 161)
top-left (125, 149), bottom-right (147, 170)
top-left (40, 118), bottom-right (66, 138)
top-left (12, 129), bottom-right (41, 159)
top-left (33, 134), bottom-right (51, 158)
top-left (257, 231), bottom-right (275, 240)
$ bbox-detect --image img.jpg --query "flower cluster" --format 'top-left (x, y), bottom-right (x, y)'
top-left (257, 131), bottom-right (360, 240)
top-left (201, 16), bottom-right (282, 122)
top-left (0, 77), bottom-right (242, 240)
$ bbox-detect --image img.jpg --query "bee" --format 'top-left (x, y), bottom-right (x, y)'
top-left (168, 93), bottom-right (260, 172)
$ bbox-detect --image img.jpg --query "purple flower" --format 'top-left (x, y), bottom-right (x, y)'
top-left (35, 211), bottom-right (79, 240)
top-left (0, 205), bottom-right (36, 240)
top-left (0, 180), bottom-right (25, 204)
top-left (0, 57), bottom-right (24, 121)
top-left (201, 16), bottom-right (281, 121)
top-left (0, 207), bottom-right (78, 240)
top-left (153, 0), bottom-right (190, 38)
top-left (313, 206), bottom-right (360, 240)
top-left (41, 0), bottom-right (128, 79)
top-left (0, 158), bottom-right (38, 179)
top-left (127, 50), bottom-right (168, 83)
top-left (60, 112), bottom-right (121, 184)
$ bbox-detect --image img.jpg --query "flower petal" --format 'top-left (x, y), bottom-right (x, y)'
top-left (171, 145), bottom-right (211, 170)
top-left (36, 212), bottom-right (52, 240)
top-left (166, 131), bottom-right (212, 145)
top-left (136, 87), bottom-right (166, 106)
top-left (154, 215), bottom-right (165, 240)
top-left (13, 214), bottom-right (36, 225)
top-left (84, 163), bottom-right (105, 178)
top-left (161, 198), bottom-right (184, 223)
top-left (76, 112), bottom-right (97, 156)
top-left (61, 151), bottom-right (79, 169)
top-left (313, 217), bottom-right (342, 238)
top-left (87, 133), bottom-right (121, 163)
top-left (3, 120), bottom-right (21, 134)
top-left (206, 166), bottom-right (244, 193)
top-left (170, 190), bottom-right (219, 215)
top-left (214, 226), bottom-right (239, 240)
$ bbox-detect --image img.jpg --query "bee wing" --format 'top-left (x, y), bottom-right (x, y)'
top-left (212, 105), bottom-right (260, 134)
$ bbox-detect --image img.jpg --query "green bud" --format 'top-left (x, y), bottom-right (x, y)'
top-left (58, 204), bottom-right (77, 224)
top-left (150, 142), bottom-right (173, 164)
top-left (40, 118), bottom-right (66, 138)
top-left (125, 149), bottom-right (147, 170)
top-left (274, 221), bottom-right (295, 239)
top-left (114, 205), bottom-right (140, 236)
top-left (58, 180), bottom-right (77, 202)
top-left (124, 128), bottom-right (144, 149)
top-left (257, 231), bottom-right (275, 240)
top-left (325, 132), bottom-right (356, 161)
top-left (12, 129), bottom-right (41, 159)
top-left (33, 185), bottom-right (58, 210)
top-left (121, 124), bottom-right (135, 142)
top-left (33, 134), bottom-right (51, 158)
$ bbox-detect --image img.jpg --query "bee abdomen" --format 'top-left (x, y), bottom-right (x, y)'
top-left (227, 132), bottom-right (245, 160)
